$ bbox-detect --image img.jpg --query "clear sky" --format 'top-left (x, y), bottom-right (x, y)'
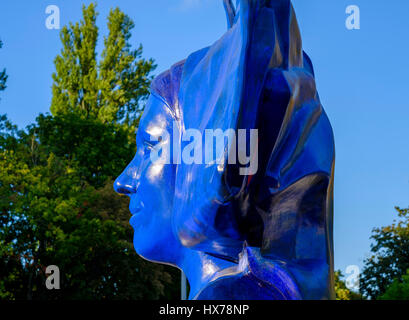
top-left (0, 0), bottom-right (408, 276)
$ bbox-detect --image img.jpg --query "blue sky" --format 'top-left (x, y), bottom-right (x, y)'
top-left (0, 0), bottom-right (409, 277)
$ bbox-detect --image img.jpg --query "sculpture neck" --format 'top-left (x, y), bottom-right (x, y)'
top-left (178, 249), bottom-right (235, 300)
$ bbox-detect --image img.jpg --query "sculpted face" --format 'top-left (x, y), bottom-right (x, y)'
top-left (114, 94), bottom-right (180, 264)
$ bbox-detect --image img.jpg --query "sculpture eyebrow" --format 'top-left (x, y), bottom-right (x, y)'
top-left (140, 130), bottom-right (161, 148)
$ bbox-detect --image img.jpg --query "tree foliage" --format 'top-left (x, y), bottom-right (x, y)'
top-left (360, 207), bottom-right (409, 299)
top-left (51, 4), bottom-right (155, 125)
top-left (0, 39), bottom-right (7, 93)
top-left (0, 4), bottom-right (180, 300)
top-left (34, 113), bottom-right (135, 188)
top-left (379, 270), bottom-right (409, 300)
top-left (334, 270), bottom-right (362, 300)
top-left (0, 114), bottom-right (180, 300)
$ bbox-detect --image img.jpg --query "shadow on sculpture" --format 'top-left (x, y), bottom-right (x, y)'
top-left (114, 0), bottom-right (335, 300)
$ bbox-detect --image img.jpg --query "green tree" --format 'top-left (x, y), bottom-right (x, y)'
top-left (379, 270), bottom-right (409, 300)
top-left (51, 3), bottom-right (155, 125)
top-left (0, 39), bottom-right (7, 93)
top-left (334, 270), bottom-right (362, 300)
top-left (0, 113), bottom-right (180, 300)
top-left (35, 113), bottom-right (135, 187)
top-left (0, 4), bottom-right (181, 300)
top-left (360, 207), bottom-right (409, 299)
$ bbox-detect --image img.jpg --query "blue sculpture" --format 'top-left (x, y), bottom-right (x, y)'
top-left (114, 0), bottom-right (335, 300)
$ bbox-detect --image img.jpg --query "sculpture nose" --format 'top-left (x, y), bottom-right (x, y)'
top-left (114, 169), bottom-right (137, 195)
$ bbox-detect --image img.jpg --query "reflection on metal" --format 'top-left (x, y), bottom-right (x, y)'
top-left (114, 0), bottom-right (335, 300)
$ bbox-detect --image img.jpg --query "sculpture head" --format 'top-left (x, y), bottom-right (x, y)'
top-left (115, 0), bottom-right (335, 300)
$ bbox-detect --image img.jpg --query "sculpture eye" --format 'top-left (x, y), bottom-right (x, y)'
top-left (141, 131), bottom-right (162, 151)
top-left (143, 141), bottom-right (154, 150)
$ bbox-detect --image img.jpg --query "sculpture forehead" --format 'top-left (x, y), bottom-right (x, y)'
top-left (139, 95), bottom-right (175, 132)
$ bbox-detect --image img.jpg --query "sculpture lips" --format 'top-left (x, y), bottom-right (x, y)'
top-left (129, 208), bottom-right (144, 229)
top-left (129, 197), bottom-right (144, 227)
top-left (130, 202), bottom-right (143, 214)
top-left (130, 207), bottom-right (142, 215)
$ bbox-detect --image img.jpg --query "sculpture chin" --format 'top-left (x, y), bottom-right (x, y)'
top-left (132, 228), bottom-right (164, 264)
top-left (130, 211), bottom-right (164, 263)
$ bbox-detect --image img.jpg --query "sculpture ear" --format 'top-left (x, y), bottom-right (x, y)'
top-left (223, 0), bottom-right (236, 28)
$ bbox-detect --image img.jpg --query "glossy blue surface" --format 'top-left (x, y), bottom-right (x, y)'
top-left (114, 0), bottom-right (335, 300)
